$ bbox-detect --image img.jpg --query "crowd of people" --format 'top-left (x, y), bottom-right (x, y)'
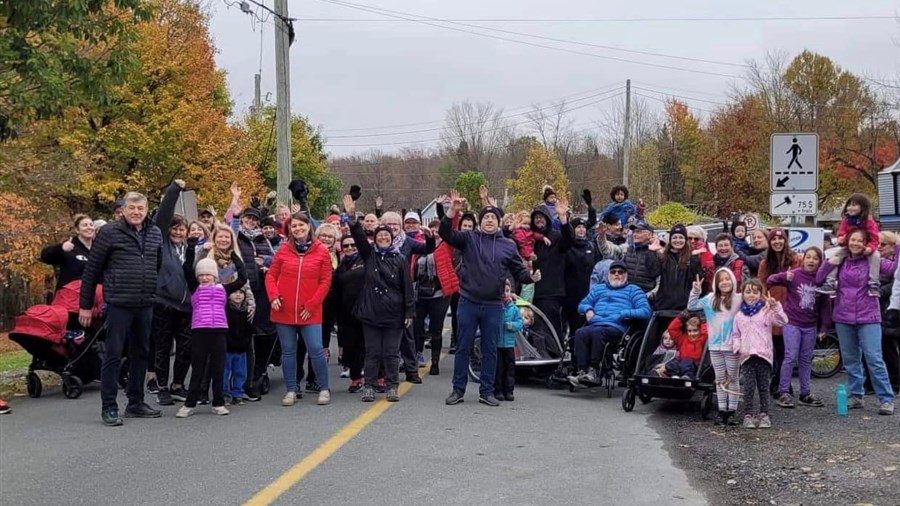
top-left (3, 179), bottom-right (898, 429)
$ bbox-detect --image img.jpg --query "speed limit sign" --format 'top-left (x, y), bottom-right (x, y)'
top-left (741, 213), bottom-right (760, 231)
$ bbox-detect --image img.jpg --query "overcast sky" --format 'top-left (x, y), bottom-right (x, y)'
top-left (208, 0), bottom-right (900, 157)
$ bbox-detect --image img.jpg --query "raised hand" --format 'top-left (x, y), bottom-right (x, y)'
top-left (342, 194), bottom-right (356, 215)
top-left (230, 182), bottom-right (241, 199)
top-left (531, 269), bottom-right (542, 283)
top-left (438, 194), bottom-right (450, 205)
top-left (479, 185), bottom-right (489, 200)
top-left (449, 189), bottom-right (465, 211)
top-left (375, 196), bottom-right (383, 208)
top-left (828, 254), bottom-right (841, 266)
top-left (62, 239), bottom-right (75, 252)
top-left (420, 226), bottom-right (433, 238)
top-left (556, 198), bottom-right (569, 217)
top-left (692, 274), bottom-right (702, 293)
top-left (174, 179), bottom-right (186, 189)
top-left (785, 270), bottom-right (794, 282)
top-left (290, 203), bottom-right (301, 214)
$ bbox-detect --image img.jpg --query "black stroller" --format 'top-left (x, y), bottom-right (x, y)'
top-left (621, 310), bottom-right (716, 418)
top-left (9, 304), bottom-right (104, 399)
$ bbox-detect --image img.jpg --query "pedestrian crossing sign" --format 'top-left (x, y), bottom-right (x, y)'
top-left (770, 133), bottom-right (818, 192)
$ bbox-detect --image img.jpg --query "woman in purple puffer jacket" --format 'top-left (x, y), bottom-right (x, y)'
top-left (817, 228), bottom-right (895, 416)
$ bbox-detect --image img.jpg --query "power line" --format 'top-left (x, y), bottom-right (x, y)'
top-left (326, 81), bottom-right (623, 132)
top-left (295, 15), bottom-right (899, 23)
top-left (327, 86), bottom-right (623, 139)
top-left (327, 93), bottom-right (623, 147)
top-left (319, 0), bottom-right (747, 69)
top-left (315, 0), bottom-right (743, 79)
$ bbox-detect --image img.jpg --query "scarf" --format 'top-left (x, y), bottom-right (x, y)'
top-left (740, 299), bottom-right (765, 317)
top-left (391, 230), bottom-right (407, 251)
top-left (845, 215), bottom-right (862, 227)
top-left (376, 244), bottom-right (395, 255)
top-left (294, 240), bottom-right (312, 253)
top-left (714, 254), bottom-right (731, 268)
top-left (343, 252), bottom-right (359, 263)
top-left (241, 226), bottom-right (262, 241)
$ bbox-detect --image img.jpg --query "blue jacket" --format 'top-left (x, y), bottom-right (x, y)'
top-left (439, 216), bottom-right (533, 305)
top-left (577, 281), bottom-right (652, 333)
top-left (598, 200), bottom-right (637, 227)
top-left (500, 301), bottom-right (525, 348)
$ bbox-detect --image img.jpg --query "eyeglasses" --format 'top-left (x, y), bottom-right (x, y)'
top-left (689, 237), bottom-right (704, 242)
top-left (609, 269), bottom-right (626, 275)
top-left (342, 243), bottom-right (357, 250)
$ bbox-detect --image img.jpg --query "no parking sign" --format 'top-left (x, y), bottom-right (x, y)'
top-left (741, 213), bottom-right (760, 231)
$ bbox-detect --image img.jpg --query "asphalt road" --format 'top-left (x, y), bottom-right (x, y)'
top-left (0, 342), bottom-right (705, 506)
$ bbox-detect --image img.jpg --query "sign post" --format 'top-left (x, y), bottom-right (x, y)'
top-left (770, 133), bottom-right (819, 218)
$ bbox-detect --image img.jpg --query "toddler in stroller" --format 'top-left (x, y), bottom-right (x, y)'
top-left (646, 314), bottom-right (708, 379)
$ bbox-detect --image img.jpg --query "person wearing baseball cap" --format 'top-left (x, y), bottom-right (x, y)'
top-left (569, 259), bottom-right (651, 387)
top-left (597, 218), bottom-right (661, 296)
top-left (439, 191), bottom-right (539, 407)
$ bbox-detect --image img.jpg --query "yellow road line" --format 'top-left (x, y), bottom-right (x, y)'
top-left (243, 338), bottom-right (448, 506)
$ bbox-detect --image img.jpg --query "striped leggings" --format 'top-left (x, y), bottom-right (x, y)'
top-left (709, 350), bottom-right (740, 411)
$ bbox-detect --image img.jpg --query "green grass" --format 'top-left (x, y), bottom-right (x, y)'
top-left (0, 350), bottom-right (31, 373)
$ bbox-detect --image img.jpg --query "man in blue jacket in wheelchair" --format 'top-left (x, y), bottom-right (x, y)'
top-left (569, 260), bottom-right (652, 387)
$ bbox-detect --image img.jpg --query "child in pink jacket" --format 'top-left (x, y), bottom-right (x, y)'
top-left (731, 278), bottom-right (788, 430)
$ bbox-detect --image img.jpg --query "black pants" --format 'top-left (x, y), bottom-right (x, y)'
top-left (450, 293), bottom-right (460, 347)
top-left (534, 296), bottom-right (563, 355)
top-left (186, 330), bottom-right (226, 408)
top-left (415, 296), bottom-right (450, 355)
top-left (494, 347), bottom-right (515, 395)
top-left (340, 318), bottom-right (365, 381)
top-left (150, 304), bottom-right (192, 389)
top-left (400, 326), bottom-right (418, 375)
top-left (864, 327), bottom-right (900, 393)
top-left (363, 325), bottom-right (402, 388)
top-left (742, 356), bottom-right (772, 416)
top-left (250, 331), bottom-right (277, 382)
top-left (769, 334), bottom-right (785, 396)
top-left (101, 305), bottom-right (153, 410)
top-left (562, 302), bottom-right (582, 348)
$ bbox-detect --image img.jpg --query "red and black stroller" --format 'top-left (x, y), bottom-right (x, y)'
top-left (8, 281), bottom-right (105, 399)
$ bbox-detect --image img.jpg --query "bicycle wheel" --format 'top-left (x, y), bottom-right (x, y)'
top-left (811, 332), bottom-right (842, 379)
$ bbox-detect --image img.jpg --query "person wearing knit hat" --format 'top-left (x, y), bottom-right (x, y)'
top-left (195, 258), bottom-right (219, 280)
top-left (541, 185), bottom-right (561, 231)
top-left (439, 190), bottom-right (540, 406)
top-left (542, 185), bottom-right (557, 203)
top-left (656, 223), bottom-right (702, 311)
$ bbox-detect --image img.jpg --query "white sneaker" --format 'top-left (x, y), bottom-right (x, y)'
top-left (318, 389), bottom-right (331, 406)
top-left (282, 391), bottom-right (297, 407)
top-left (340, 367), bottom-right (350, 378)
top-left (211, 405), bottom-right (230, 416)
top-left (175, 406), bottom-right (193, 418)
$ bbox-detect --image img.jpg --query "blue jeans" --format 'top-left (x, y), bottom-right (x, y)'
top-left (452, 297), bottom-right (502, 397)
top-left (223, 352), bottom-right (247, 399)
top-left (101, 305), bottom-right (153, 410)
top-left (275, 324), bottom-right (329, 393)
top-left (835, 323), bottom-right (895, 403)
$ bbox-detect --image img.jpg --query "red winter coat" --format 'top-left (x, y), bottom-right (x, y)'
top-left (433, 242), bottom-right (460, 297)
top-left (266, 239), bottom-right (333, 325)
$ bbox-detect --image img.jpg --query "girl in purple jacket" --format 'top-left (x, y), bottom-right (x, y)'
top-left (767, 247), bottom-right (829, 408)
top-left (817, 229), bottom-right (895, 416)
top-left (177, 251), bottom-right (247, 418)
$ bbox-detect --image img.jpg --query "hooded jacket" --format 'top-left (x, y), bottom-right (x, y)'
top-left (79, 218), bottom-right (163, 310)
top-left (439, 216), bottom-right (533, 305)
top-left (819, 253), bottom-right (896, 325)
top-left (731, 301), bottom-right (788, 366)
top-left (564, 234), bottom-right (600, 308)
top-left (596, 233), bottom-right (661, 295)
top-left (687, 268), bottom-right (742, 352)
top-left (265, 239), bottom-right (333, 326)
top-left (500, 300), bottom-right (525, 348)
top-left (531, 204), bottom-right (573, 300)
top-left (655, 249), bottom-right (702, 311)
top-left (350, 222), bottom-right (415, 328)
top-left (577, 279), bottom-right (652, 333)
top-left (666, 314), bottom-right (708, 364)
top-left (41, 236), bottom-right (91, 290)
top-left (154, 183), bottom-right (191, 313)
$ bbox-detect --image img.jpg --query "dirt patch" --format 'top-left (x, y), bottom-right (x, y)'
top-left (649, 376), bottom-right (899, 506)
top-left (0, 333), bottom-right (23, 354)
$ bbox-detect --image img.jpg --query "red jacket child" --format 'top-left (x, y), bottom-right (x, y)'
top-left (666, 313), bottom-right (708, 364)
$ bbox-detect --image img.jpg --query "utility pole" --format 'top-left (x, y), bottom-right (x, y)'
top-left (274, 0), bottom-right (292, 204)
top-left (252, 73), bottom-right (261, 118)
top-left (623, 78), bottom-right (631, 187)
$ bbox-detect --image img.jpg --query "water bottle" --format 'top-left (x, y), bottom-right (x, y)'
top-left (836, 383), bottom-right (848, 416)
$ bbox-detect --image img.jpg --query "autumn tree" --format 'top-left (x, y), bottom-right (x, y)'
top-left (0, 0), bottom-right (152, 140)
top-left (660, 100), bottom-right (703, 205)
top-left (507, 145), bottom-right (570, 212)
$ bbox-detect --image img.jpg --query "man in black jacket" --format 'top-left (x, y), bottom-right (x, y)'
top-left (531, 200), bottom-right (572, 351)
top-left (440, 190), bottom-right (539, 407)
top-left (80, 192), bottom-right (163, 426)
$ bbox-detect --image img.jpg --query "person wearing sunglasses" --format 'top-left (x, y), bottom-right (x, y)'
top-left (332, 236), bottom-right (367, 393)
top-left (568, 260), bottom-right (651, 387)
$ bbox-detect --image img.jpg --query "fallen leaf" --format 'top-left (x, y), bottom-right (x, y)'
top-left (885, 466), bottom-right (897, 472)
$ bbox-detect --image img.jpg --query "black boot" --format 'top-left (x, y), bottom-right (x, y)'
top-left (430, 336), bottom-right (442, 375)
top-left (714, 410), bottom-right (727, 426)
top-left (726, 410), bottom-right (740, 426)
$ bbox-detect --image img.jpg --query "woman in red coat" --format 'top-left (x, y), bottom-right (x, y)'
top-left (266, 214), bottom-right (333, 407)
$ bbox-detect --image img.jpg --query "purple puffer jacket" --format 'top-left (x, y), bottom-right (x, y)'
top-left (191, 284), bottom-right (228, 329)
top-left (817, 255), bottom-right (895, 325)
